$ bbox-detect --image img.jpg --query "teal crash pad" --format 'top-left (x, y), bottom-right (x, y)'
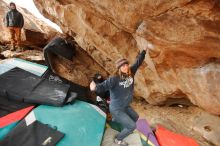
top-left (0, 122), bottom-right (18, 140)
top-left (0, 58), bottom-right (47, 76)
top-left (27, 100), bottom-right (106, 146)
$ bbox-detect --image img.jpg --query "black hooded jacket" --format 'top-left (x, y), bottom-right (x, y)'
top-left (5, 9), bottom-right (24, 28)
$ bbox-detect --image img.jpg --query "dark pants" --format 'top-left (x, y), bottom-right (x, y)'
top-left (110, 106), bottom-right (139, 140)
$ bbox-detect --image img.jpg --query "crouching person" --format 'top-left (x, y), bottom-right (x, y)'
top-left (90, 47), bottom-right (148, 146)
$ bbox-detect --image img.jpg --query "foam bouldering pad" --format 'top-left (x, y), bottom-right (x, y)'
top-left (155, 125), bottom-right (199, 146)
top-left (0, 106), bottom-right (34, 128)
top-left (0, 120), bottom-right (64, 146)
top-left (0, 58), bottom-right (47, 76)
top-left (0, 67), bottom-right (43, 101)
top-left (42, 69), bottom-right (92, 104)
top-left (136, 119), bottom-right (159, 146)
top-left (0, 122), bottom-right (17, 140)
top-left (0, 97), bottom-right (34, 118)
top-left (0, 58), bottom-right (47, 140)
top-left (0, 67), bottom-right (70, 106)
top-left (25, 100), bottom-right (106, 146)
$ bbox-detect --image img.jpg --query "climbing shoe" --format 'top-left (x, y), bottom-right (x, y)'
top-left (114, 138), bottom-right (128, 146)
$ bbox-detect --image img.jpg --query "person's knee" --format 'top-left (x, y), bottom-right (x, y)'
top-left (135, 114), bottom-right (139, 122)
top-left (128, 122), bottom-right (136, 131)
top-left (131, 112), bottom-right (139, 122)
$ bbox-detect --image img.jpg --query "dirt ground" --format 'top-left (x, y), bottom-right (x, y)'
top-left (0, 45), bottom-right (44, 64)
top-left (132, 99), bottom-right (219, 146)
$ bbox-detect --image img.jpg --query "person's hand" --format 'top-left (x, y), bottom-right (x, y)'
top-left (144, 43), bottom-right (154, 51)
top-left (144, 44), bottom-right (150, 51)
top-left (144, 47), bottom-right (148, 52)
top-left (90, 81), bottom-right (96, 91)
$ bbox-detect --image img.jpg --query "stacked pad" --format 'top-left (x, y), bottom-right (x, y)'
top-left (0, 106), bottom-right (34, 140)
top-left (0, 67), bottom-right (43, 101)
top-left (0, 58), bottom-right (47, 76)
top-left (0, 58), bottom-right (47, 139)
top-left (0, 120), bottom-right (64, 146)
top-left (42, 69), bottom-right (92, 104)
top-left (0, 67), bottom-right (70, 106)
top-left (0, 97), bottom-right (33, 118)
top-left (0, 58), bottom-right (107, 146)
top-left (27, 100), bottom-right (106, 146)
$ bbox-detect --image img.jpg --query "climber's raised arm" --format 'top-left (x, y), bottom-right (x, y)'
top-left (130, 47), bottom-right (148, 75)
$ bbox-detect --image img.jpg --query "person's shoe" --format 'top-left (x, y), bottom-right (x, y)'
top-left (114, 138), bottom-right (128, 146)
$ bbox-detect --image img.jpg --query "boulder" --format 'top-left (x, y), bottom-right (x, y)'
top-left (33, 0), bottom-right (220, 115)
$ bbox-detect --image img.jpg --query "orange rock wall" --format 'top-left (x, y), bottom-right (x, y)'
top-left (34, 0), bottom-right (220, 115)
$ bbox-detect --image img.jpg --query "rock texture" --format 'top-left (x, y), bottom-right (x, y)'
top-left (34, 0), bottom-right (220, 115)
top-left (1, 50), bottom-right (44, 62)
top-left (192, 112), bottom-right (220, 146)
top-left (0, 0), bottom-right (57, 47)
top-left (132, 99), bottom-right (219, 146)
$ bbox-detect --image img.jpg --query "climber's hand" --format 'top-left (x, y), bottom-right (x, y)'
top-left (144, 47), bottom-right (148, 52)
top-left (144, 43), bottom-right (154, 51)
top-left (90, 81), bottom-right (96, 91)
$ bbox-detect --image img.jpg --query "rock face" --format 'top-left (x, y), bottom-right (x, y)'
top-left (0, 0), bottom-right (57, 47)
top-left (1, 50), bottom-right (44, 62)
top-left (34, 0), bottom-right (220, 115)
